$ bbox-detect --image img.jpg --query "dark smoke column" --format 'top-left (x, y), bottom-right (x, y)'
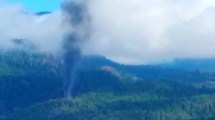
top-left (62, 0), bottom-right (90, 98)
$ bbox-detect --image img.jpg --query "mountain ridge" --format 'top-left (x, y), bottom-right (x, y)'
top-left (0, 50), bottom-right (215, 119)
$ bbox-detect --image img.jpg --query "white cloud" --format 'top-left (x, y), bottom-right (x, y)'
top-left (1, 0), bottom-right (215, 64)
top-left (0, 1), bottom-right (64, 53)
top-left (82, 0), bottom-right (215, 64)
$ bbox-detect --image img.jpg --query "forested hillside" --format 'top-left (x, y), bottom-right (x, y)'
top-left (0, 50), bottom-right (215, 120)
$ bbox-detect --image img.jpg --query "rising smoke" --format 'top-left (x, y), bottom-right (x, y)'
top-left (1, 0), bottom-right (215, 64)
top-left (61, 0), bottom-right (90, 98)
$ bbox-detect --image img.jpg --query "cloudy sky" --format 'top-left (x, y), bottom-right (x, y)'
top-left (1, 0), bottom-right (215, 64)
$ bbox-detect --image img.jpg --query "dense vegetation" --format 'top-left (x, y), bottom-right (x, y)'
top-left (0, 50), bottom-right (215, 120)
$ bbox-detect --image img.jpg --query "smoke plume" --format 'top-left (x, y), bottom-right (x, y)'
top-left (62, 0), bottom-right (90, 98)
top-left (1, 0), bottom-right (215, 64)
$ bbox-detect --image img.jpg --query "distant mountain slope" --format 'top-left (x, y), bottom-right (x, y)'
top-left (36, 11), bottom-right (52, 16)
top-left (80, 56), bottom-right (215, 83)
top-left (157, 58), bottom-right (215, 71)
top-left (1, 50), bottom-right (215, 83)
